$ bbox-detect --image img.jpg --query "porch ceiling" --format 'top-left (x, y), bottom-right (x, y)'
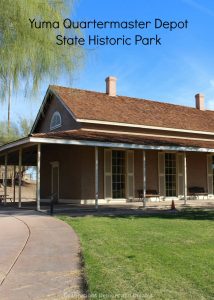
top-left (0, 145), bottom-right (37, 166)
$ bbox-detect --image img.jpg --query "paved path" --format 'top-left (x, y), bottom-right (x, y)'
top-left (0, 209), bottom-right (85, 300)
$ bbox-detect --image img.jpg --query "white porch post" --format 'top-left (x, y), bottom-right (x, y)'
top-left (184, 152), bottom-right (187, 205)
top-left (95, 146), bottom-right (99, 209)
top-left (13, 165), bottom-right (16, 203)
top-left (18, 149), bottom-right (22, 208)
top-left (4, 154), bottom-right (8, 206)
top-left (36, 144), bottom-right (41, 211)
top-left (143, 150), bottom-right (146, 207)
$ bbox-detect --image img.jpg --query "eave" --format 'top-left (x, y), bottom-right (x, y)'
top-left (1, 136), bottom-right (214, 155)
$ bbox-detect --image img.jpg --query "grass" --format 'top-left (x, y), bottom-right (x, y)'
top-left (59, 209), bottom-right (214, 300)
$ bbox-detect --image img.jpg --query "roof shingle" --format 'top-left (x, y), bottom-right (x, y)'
top-left (50, 85), bottom-right (214, 133)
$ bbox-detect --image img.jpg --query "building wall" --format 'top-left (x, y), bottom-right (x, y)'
top-left (134, 150), bottom-right (143, 197)
top-left (80, 146), bottom-right (95, 199)
top-left (41, 144), bottom-right (82, 200)
top-left (146, 151), bottom-right (159, 192)
top-left (81, 122), bottom-right (214, 141)
top-left (134, 150), bottom-right (159, 197)
top-left (40, 144), bottom-right (209, 201)
top-left (187, 152), bottom-right (207, 191)
top-left (34, 95), bottom-right (79, 133)
top-left (40, 146), bottom-right (160, 201)
top-left (40, 144), bottom-right (105, 201)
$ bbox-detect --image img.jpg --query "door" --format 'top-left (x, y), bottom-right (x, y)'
top-left (51, 162), bottom-right (59, 203)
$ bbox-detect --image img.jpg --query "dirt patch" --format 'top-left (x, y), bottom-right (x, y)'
top-left (0, 181), bottom-right (36, 203)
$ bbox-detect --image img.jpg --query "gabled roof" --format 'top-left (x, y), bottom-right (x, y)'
top-left (50, 85), bottom-right (214, 133)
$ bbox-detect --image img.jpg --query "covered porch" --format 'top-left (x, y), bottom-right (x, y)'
top-left (0, 131), bottom-right (214, 210)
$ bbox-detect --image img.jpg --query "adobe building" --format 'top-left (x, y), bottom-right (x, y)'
top-left (0, 77), bottom-right (214, 209)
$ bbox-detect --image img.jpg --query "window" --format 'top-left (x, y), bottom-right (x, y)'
top-left (165, 153), bottom-right (177, 197)
top-left (104, 149), bottom-right (134, 200)
top-left (50, 111), bottom-right (62, 130)
top-left (112, 150), bottom-right (126, 198)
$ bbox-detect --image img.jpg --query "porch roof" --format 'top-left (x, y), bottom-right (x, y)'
top-left (30, 129), bottom-right (214, 150)
top-left (1, 129), bottom-right (214, 163)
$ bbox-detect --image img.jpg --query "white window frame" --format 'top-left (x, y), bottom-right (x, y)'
top-left (112, 149), bottom-right (126, 199)
top-left (165, 152), bottom-right (177, 197)
top-left (104, 149), bottom-right (134, 200)
top-left (159, 151), bottom-right (180, 198)
top-left (50, 111), bottom-right (62, 131)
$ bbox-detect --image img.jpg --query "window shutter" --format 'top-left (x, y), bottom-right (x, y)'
top-left (126, 150), bottom-right (134, 200)
top-left (177, 153), bottom-right (184, 197)
top-left (158, 152), bottom-right (165, 196)
top-left (104, 149), bottom-right (112, 199)
top-left (207, 154), bottom-right (213, 195)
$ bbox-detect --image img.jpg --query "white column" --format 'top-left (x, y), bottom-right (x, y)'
top-left (95, 147), bottom-right (99, 209)
top-left (184, 152), bottom-right (187, 205)
top-left (4, 154), bottom-right (8, 206)
top-left (13, 165), bottom-right (16, 203)
top-left (36, 144), bottom-right (41, 211)
top-left (18, 149), bottom-right (22, 208)
top-left (143, 151), bottom-right (146, 207)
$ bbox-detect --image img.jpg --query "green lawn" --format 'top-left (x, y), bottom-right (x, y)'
top-left (59, 210), bottom-right (214, 300)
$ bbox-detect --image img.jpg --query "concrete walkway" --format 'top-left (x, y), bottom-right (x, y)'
top-left (0, 209), bottom-right (85, 300)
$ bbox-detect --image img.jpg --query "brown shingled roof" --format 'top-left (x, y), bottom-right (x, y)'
top-left (32, 129), bottom-right (214, 149)
top-left (50, 85), bottom-right (214, 133)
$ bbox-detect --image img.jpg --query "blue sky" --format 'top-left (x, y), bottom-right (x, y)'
top-left (1, 0), bottom-right (214, 125)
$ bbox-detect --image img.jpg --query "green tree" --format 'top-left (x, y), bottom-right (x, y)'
top-left (0, 121), bottom-right (19, 145)
top-left (0, 117), bottom-right (33, 145)
top-left (0, 0), bottom-right (83, 132)
top-left (19, 117), bottom-right (34, 137)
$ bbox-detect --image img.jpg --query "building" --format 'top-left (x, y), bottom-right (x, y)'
top-left (0, 76), bottom-right (214, 209)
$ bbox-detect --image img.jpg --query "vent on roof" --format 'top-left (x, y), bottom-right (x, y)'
top-left (105, 76), bottom-right (117, 96)
top-left (195, 93), bottom-right (205, 111)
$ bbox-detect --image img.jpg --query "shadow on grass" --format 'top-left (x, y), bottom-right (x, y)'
top-left (131, 208), bottom-right (214, 221)
top-left (2, 201), bottom-right (213, 221)
top-left (58, 208), bottom-right (214, 221)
